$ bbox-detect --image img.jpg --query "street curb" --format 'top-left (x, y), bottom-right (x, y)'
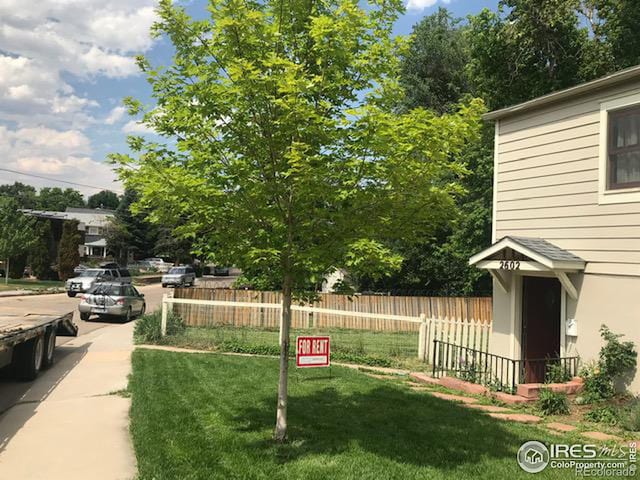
top-left (0, 290), bottom-right (66, 299)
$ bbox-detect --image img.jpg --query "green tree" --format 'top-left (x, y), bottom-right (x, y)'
top-left (0, 198), bottom-right (36, 284)
top-left (106, 189), bottom-right (158, 265)
top-left (467, 1), bottom-right (587, 110)
top-left (154, 228), bottom-right (193, 265)
top-left (400, 7), bottom-right (470, 114)
top-left (87, 190), bottom-right (120, 210)
top-left (0, 182), bottom-right (38, 209)
top-left (57, 220), bottom-right (82, 281)
top-left (29, 220), bottom-right (55, 280)
top-left (112, 0), bottom-right (483, 440)
top-left (38, 187), bottom-right (85, 212)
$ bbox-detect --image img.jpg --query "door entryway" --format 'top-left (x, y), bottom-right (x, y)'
top-left (521, 276), bottom-right (561, 383)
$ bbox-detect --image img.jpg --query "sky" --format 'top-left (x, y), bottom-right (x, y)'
top-left (0, 0), bottom-right (499, 197)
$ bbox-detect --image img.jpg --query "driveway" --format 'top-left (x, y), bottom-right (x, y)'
top-left (0, 284), bottom-right (164, 479)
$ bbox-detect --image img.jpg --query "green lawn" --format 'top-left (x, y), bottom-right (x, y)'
top-left (0, 278), bottom-right (64, 291)
top-left (150, 324), bottom-right (421, 368)
top-left (129, 349), bottom-right (575, 480)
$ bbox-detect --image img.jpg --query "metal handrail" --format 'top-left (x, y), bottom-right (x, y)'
top-left (432, 339), bottom-right (579, 393)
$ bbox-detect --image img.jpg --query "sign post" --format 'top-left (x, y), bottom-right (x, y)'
top-left (296, 336), bottom-right (330, 368)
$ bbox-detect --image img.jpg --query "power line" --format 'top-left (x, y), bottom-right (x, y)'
top-left (0, 167), bottom-right (124, 194)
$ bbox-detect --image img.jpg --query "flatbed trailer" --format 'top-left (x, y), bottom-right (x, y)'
top-left (0, 312), bottom-right (77, 380)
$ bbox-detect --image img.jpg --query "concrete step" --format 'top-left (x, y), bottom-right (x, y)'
top-left (517, 378), bottom-right (584, 399)
top-left (488, 413), bottom-right (542, 424)
top-left (428, 392), bottom-right (479, 404)
top-left (439, 376), bottom-right (488, 396)
top-left (408, 372), bottom-right (441, 385)
top-left (491, 391), bottom-right (535, 404)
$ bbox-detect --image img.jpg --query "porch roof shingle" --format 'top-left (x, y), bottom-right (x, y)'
top-left (505, 236), bottom-right (584, 263)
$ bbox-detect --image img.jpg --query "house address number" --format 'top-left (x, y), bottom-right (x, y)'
top-left (499, 260), bottom-right (520, 270)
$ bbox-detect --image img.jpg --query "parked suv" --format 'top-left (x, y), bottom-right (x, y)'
top-left (66, 268), bottom-right (132, 297)
top-left (162, 266), bottom-right (196, 288)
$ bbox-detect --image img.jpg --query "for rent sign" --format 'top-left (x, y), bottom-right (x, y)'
top-left (296, 336), bottom-right (330, 368)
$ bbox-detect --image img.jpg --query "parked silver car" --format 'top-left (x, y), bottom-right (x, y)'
top-left (66, 268), bottom-right (132, 297)
top-left (162, 266), bottom-right (196, 288)
top-left (78, 283), bottom-right (145, 321)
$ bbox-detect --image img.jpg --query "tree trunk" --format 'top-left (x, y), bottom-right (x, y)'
top-left (5, 258), bottom-right (9, 284)
top-left (274, 272), bottom-right (292, 443)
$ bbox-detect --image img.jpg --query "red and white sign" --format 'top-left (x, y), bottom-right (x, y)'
top-left (296, 336), bottom-right (330, 368)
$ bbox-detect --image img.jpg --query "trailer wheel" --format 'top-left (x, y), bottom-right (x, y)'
top-left (13, 334), bottom-right (45, 381)
top-left (67, 291), bottom-right (77, 298)
top-left (42, 328), bottom-right (57, 369)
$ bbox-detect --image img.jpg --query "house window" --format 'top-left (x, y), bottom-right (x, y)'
top-left (608, 106), bottom-right (640, 189)
top-left (88, 226), bottom-right (102, 236)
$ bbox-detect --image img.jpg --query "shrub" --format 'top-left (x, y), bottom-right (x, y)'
top-left (537, 388), bottom-right (570, 416)
top-left (619, 398), bottom-right (640, 432)
top-left (584, 405), bottom-right (619, 426)
top-left (599, 325), bottom-right (637, 378)
top-left (545, 362), bottom-right (572, 384)
top-left (580, 326), bottom-right (637, 402)
top-left (134, 311), bottom-right (185, 344)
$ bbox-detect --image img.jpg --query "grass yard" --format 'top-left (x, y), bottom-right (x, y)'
top-left (129, 349), bottom-right (575, 480)
top-left (146, 324), bottom-right (421, 368)
top-left (0, 278), bottom-right (64, 291)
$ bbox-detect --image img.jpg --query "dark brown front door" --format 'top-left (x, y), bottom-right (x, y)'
top-left (521, 276), bottom-right (561, 383)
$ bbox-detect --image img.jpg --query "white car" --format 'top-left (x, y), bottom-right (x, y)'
top-left (141, 258), bottom-right (173, 273)
top-left (66, 268), bottom-right (132, 297)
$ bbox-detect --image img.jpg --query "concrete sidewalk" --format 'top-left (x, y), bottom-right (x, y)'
top-left (0, 322), bottom-right (137, 480)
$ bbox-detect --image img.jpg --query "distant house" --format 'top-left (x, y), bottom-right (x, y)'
top-left (24, 207), bottom-right (115, 259)
top-left (469, 65), bottom-right (640, 392)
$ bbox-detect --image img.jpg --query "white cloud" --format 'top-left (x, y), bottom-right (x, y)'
top-left (105, 106), bottom-right (127, 125)
top-left (0, 1), bottom-right (158, 128)
top-left (122, 120), bottom-right (155, 135)
top-left (0, 125), bottom-right (120, 195)
top-left (0, 1), bottom-right (157, 193)
top-left (406, 0), bottom-right (451, 12)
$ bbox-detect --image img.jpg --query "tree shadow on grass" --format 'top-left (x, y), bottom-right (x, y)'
top-left (234, 384), bottom-right (535, 472)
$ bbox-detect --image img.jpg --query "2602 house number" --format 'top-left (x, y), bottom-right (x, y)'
top-left (499, 260), bottom-right (520, 270)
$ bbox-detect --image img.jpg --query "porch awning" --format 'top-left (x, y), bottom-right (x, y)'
top-left (469, 236), bottom-right (585, 299)
top-left (85, 238), bottom-right (107, 247)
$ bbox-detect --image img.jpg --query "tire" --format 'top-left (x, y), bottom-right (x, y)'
top-left (67, 291), bottom-right (77, 298)
top-left (80, 312), bottom-right (90, 321)
top-left (42, 328), bottom-right (56, 369)
top-left (12, 334), bottom-right (45, 381)
top-left (123, 307), bottom-right (132, 323)
top-left (162, 283), bottom-right (167, 288)
top-left (138, 303), bottom-right (146, 317)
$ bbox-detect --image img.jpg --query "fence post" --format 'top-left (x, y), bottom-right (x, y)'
top-left (161, 294), bottom-right (168, 337)
top-left (418, 313), bottom-right (427, 361)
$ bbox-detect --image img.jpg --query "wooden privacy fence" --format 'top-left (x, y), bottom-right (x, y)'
top-left (164, 289), bottom-right (493, 361)
top-left (172, 288), bottom-right (491, 333)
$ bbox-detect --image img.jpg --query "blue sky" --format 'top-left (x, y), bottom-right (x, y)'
top-left (0, 0), bottom-right (499, 197)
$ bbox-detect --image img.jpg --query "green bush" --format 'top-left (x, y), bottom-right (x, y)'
top-left (537, 388), bottom-right (570, 416)
top-left (545, 362), bottom-right (572, 384)
top-left (580, 326), bottom-right (637, 402)
top-left (620, 398), bottom-right (640, 432)
top-left (134, 311), bottom-right (185, 344)
top-left (599, 325), bottom-right (637, 377)
top-left (584, 405), bottom-right (620, 426)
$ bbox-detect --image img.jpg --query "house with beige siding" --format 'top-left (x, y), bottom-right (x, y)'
top-left (469, 65), bottom-right (640, 392)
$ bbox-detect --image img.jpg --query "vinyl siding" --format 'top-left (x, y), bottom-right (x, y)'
top-left (495, 82), bottom-right (640, 277)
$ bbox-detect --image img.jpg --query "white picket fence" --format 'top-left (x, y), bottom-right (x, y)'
top-left (160, 294), bottom-right (491, 361)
